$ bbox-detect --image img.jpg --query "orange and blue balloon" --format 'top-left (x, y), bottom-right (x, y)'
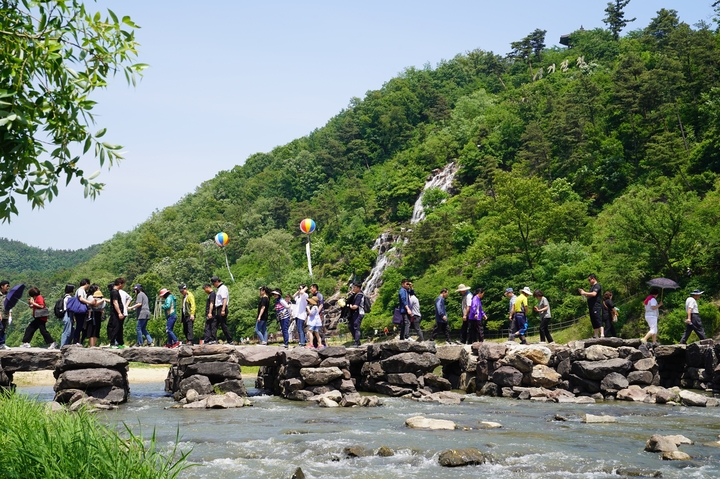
top-left (300, 218), bottom-right (316, 234)
top-left (214, 232), bottom-right (229, 247)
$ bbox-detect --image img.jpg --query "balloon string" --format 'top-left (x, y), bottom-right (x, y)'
top-left (224, 249), bottom-right (235, 282)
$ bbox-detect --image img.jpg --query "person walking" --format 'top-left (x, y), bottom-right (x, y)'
top-left (108, 278), bottom-right (128, 348)
top-left (73, 278), bottom-right (92, 345)
top-left (457, 284), bottom-right (472, 344)
top-left (407, 284), bottom-right (425, 341)
top-left (467, 287), bottom-right (487, 343)
top-left (160, 288), bottom-right (180, 348)
top-left (348, 282), bottom-right (364, 347)
top-left (579, 274), bottom-right (603, 338)
top-left (202, 283), bottom-right (216, 344)
top-left (641, 288), bottom-right (662, 344)
top-left (511, 287), bottom-right (531, 344)
top-left (504, 287), bottom-right (517, 342)
top-left (179, 284), bottom-right (196, 345)
top-left (59, 283), bottom-right (76, 347)
top-left (533, 289), bottom-right (553, 343)
top-left (272, 289), bottom-right (292, 347)
top-left (293, 284), bottom-right (308, 347)
top-left (0, 280), bottom-right (9, 349)
top-left (680, 289), bottom-right (707, 344)
top-left (431, 289), bottom-right (451, 343)
top-left (398, 279), bottom-right (412, 340)
top-left (86, 284), bottom-right (105, 348)
top-left (309, 284), bottom-right (327, 348)
top-left (211, 276), bottom-right (233, 344)
top-left (602, 291), bottom-right (617, 338)
top-left (128, 284), bottom-right (152, 347)
top-left (256, 286), bottom-right (270, 345)
top-left (22, 287), bottom-right (57, 349)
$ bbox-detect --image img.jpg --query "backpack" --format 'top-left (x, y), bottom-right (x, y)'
top-left (54, 297), bottom-right (67, 319)
top-left (66, 296), bottom-right (88, 315)
top-left (359, 294), bottom-right (372, 316)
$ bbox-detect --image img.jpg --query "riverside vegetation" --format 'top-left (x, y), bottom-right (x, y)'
top-left (0, 392), bottom-right (190, 479)
top-left (3, 4), bottom-right (720, 347)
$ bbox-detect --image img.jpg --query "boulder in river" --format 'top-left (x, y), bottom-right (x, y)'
top-left (405, 416), bottom-right (456, 430)
top-left (438, 448), bottom-right (486, 467)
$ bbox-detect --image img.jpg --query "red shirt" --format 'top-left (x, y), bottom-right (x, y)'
top-left (32, 295), bottom-right (48, 322)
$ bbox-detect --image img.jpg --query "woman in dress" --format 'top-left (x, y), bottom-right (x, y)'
top-left (642, 288), bottom-right (662, 344)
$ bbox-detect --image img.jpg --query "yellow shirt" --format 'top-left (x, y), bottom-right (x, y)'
top-left (514, 293), bottom-right (528, 314)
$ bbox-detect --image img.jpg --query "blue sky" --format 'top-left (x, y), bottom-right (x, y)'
top-left (2, 0), bottom-right (716, 250)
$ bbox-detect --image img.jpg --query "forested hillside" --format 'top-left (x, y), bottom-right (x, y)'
top-left (7, 6), bottom-right (720, 346)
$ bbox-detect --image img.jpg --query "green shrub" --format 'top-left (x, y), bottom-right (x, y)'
top-left (0, 392), bottom-right (190, 479)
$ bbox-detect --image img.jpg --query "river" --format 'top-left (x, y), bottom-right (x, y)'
top-left (19, 379), bottom-right (720, 478)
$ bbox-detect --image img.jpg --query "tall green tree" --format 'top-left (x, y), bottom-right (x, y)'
top-left (603, 0), bottom-right (636, 40)
top-left (0, 0), bottom-right (146, 221)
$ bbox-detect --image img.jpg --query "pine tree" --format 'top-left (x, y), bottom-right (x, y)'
top-left (603, 0), bottom-right (636, 40)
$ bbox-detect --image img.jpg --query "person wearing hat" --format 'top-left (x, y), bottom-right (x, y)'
top-left (456, 284), bottom-right (472, 344)
top-left (504, 287), bottom-right (516, 342)
top-left (306, 296), bottom-right (323, 349)
top-left (467, 287), bottom-right (487, 343)
top-left (159, 288), bottom-right (180, 348)
top-left (511, 287), bottom-right (532, 344)
top-left (128, 284), bottom-right (152, 347)
top-left (85, 284), bottom-right (106, 348)
top-left (271, 289), bottom-right (292, 348)
top-left (179, 284), bottom-right (196, 345)
top-left (680, 290), bottom-right (707, 344)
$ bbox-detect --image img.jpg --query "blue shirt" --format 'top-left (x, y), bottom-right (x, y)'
top-left (398, 287), bottom-right (410, 313)
top-left (435, 295), bottom-right (447, 322)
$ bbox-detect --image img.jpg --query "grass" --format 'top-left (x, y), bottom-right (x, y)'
top-left (0, 391), bottom-right (191, 479)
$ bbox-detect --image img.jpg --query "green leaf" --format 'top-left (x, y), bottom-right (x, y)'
top-left (108, 9), bottom-right (119, 24)
top-left (95, 128), bottom-right (107, 138)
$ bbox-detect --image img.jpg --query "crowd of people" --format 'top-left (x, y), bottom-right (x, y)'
top-left (0, 273), bottom-right (711, 350)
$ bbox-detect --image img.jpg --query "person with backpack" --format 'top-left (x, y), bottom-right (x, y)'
top-left (160, 288), bottom-right (181, 348)
top-left (21, 287), bottom-right (57, 349)
top-left (348, 282), bottom-right (364, 347)
top-left (59, 284), bottom-right (76, 347)
top-left (73, 278), bottom-right (92, 345)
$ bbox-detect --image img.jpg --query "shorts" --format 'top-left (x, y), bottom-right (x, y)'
top-left (589, 310), bottom-right (602, 329)
top-left (310, 325), bottom-right (322, 332)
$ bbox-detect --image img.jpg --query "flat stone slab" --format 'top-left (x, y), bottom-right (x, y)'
top-left (234, 346), bottom-right (282, 366)
top-left (113, 347), bottom-right (178, 364)
top-left (0, 348), bottom-right (61, 372)
top-left (405, 416), bottom-right (456, 430)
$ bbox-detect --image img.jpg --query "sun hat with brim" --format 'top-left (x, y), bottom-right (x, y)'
top-left (690, 289), bottom-right (704, 296)
top-left (456, 284), bottom-right (471, 292)
top-left (159, 288), bottom-right (171, 297)
top-left (270, 290), bottom-right (281, 296)
top-left (93, 291), bottom-right (104, 298)
top-left (308, 297), bottom-right (318, 306)
top-left (521, 286), bottom-right (532, 295)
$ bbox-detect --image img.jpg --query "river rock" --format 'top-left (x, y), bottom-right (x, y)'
top-left (475, 342), bottom-right (506, 361)
top-left (601, 372), bottom-right (629, 393)
top-left (341, 393), bottom-right (361, 407)
top-left (618, 346), bottom-right (645, 361)
top-left (207, 392), bottom-right (245, 408)
top-left (300, 367), bottom-right (343, 386)
top-left (422, 391), bottom-right (464, 405)
top-left (582, 414), bottom-right (617, 423)
top-left (344, 446), bottom-right (369, 457)
top-left (617, 385), bottom-right (648, 402)
top-left (284, 348), bottom-right (321, 368)
top-left (459, 348), bottom-right (478, 372)
top-left (317, 346), bottom-right (347, 358)
top-left (633, 357), bottom-right (658, 371)
top-left (499, 353), bottom-right (533, 373)
top-left (291, 467), bottom-right (306, 479)
top-left (360, 395), bottom-right (381, 407)
top-left (88, 386), bottom-right (127, 404)
top-left (230, 345), bottom-right (280, 366)
top-left (653, 344), bottom-right (685, 359)
top-left (115, 347), bottom-right (178, 364)
top-left (54, 368), bottom-right (125, 391)
top-left (380, 352), bottom-right (440, 373)
top-left (360, 361), bottom-right (385, 380)
top-left (281, 378), bottom-right (304, 395)
top-left (665, 435), bottom-right (693, 445)
top-left (318, 397), bottom-right (340, 407)
top-left (374, 381), bottom-right (412, 397)
top-left (319, 357), bottom-right (349, 369)
top-left (56, 348), bottom-right (128, 375)
top-left (478, 421), bottom-right (502, 428)
top-left (377, 446), bottom-right (394, 457)
top-left (179, 353), bottom-right (231, 366)
top-left (438, 448), bottom-right (485, 467)
top-left (183, 398), bottom-right (208, 409)
top-left (628, 371), bottom-right (653, 385)
top-left (405, 416), bottom-right (456, 430)
top-left (557, 359), bottom-right (572, 378)
top-left (478, 381), bottom-right (499, 397)
top-left (424, 373), bottom-right (452, 391)
top-left (569, 374), bottom-right (601, 393)
top-left (184, 362), bottom-right (242, 381)
top-left (287, 389), bottom-right (314, 401)
top-left (215, 379), bottom-right (248, 396)
top-left (345, 347), bottom-right (367, 364)
top-left (571, 358), bottom-right (632, 380)
top-left (662, 451), bottom-right (691, 460)
top-left (310, 390), bottom-right (342, 402)
top-left (679, 389), bottom-right (708, 407)
top-left (179, 374), bottom-right (213, 397)
top-left (387, 373), bottom-right (419, 387)
top-left (645, 435), bottom-right (678, 452)
top-left (54, 389), bottom-right (85, 404)
top-left (529, 364), bottom-right (561, 388)
top-left (585, 345), bottom-right (619, 361)
top-left (186, 389), bottom-right (199, 403)
top-left (584, 337), bottom-right (625, 348)
top-left (436, 345), bottom-right (465, 364)
top-left (491, 366), bottom-right (523, 387)
top-left (557, 396), bottom-right (595, 404)
top-left (512, 345), bottom-right (552, 365)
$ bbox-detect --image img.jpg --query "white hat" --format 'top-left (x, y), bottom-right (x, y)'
top-left (521, 286), bottom-right (532, 296)
top-left (456, 284), bottom-right (471, 292)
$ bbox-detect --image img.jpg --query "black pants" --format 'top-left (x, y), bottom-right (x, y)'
top-left (400, 313), bottom-right (410, 340)
top-left (213, 311), bottom-right (232, 343)
top-left (408, 317), bottom-right (424, 341)
top-left (431, 321), bottom-right (451, 342)
top-left (107, 314), bottom-right (124, 345)
top-left (680, 313), bottom-right (706, 344)
top-left (203, 315), bottom-right (216, 342)
top-left (182, 314), bottom-right (194, 342)
top-left (468, 320), bottom-right (484, 343)
top-left (73, 313), bottom-right (88, 344)
top-left (349, 314), bottom-right (362, 345)
top-left (602, 316), bottom-right (615, 338)
top-left (539, 316), bottom-right (553, 342)
top-left (22, 318), bottom-right (55, 345)
top-left (460, 320), bottom-right (469, 344)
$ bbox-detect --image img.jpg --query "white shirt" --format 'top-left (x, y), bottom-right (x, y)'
top-left (409, 295), bottom-right (421, 317)
top-left (307, 306), bottom-right (321, 327)
top-left (215, 284), bottom-right (229, 308)
top-left (685, 297), bottom-right (699, 314)
top-left (644, 297), bottom-right (658, 320)
top-left (294, 291), bottom-right (308, 320)
top-left (119, 289), bottom-right (131, 316)
top-left (76, 287), bottom-right (87, 301)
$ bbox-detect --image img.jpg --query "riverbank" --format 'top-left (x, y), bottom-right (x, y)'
top-left (12, 363), bottom-right (171, 387)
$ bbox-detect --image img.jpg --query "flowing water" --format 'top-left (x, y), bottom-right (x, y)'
top-left (410, 161), bottom-right (460, 225)
top-left (20, 380), bottom-right (720, 478)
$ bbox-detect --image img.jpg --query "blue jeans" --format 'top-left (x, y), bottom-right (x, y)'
top-left (137, 319), bottom-right (153, 346)
top-left (166, 314), bottom-right (178, 345)
top-left (279, 317), bottom-right (290, 345)
top-left (61, 313), bottom-right (74, 347)
top-left (255, 319), bottom-right (267, 343)
top-left (295, 318), bottom-right (306, 345)
top-left (0, 317), bottom-right (7, 345)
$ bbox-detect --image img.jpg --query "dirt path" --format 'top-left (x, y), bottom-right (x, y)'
top-left (13, 365), bottom-right (170, 387)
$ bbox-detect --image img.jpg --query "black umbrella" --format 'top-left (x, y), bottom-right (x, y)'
top-left (4, 283), bottom-right (25, 311)
top-left (646, 278), bottom-right (680, 301)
